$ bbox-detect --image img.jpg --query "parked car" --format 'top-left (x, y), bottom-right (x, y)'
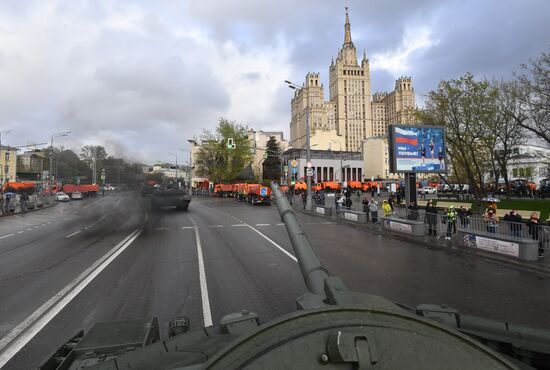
top-left (419, 186), bottom-right (437, 194)
top-left (71, 191), bottom-right (84, 200)
top-left (55, 192), bottom-right (70, 202)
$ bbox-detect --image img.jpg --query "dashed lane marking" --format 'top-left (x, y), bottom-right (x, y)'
top-left (208, 225), bottom-right (224, 228)
top-left (247, 225), bottom-right (297, 262)
top-left (65, 230), bottom-right (81, 238)
top-left (189, 217), bottom-right (213, 327)
top-left (155, 227), bottom-right (170, 231)
top-left (0, 234), bottom-right (14, 240)
top-left (276, 223), bottom-right (285, 226)
top-left (17, 231), bottom-right (23, 234)
top-left (231, 224), bottom-right (248, 227)
top-left (181, 226), bottom-right (196, 230)
top-left (0, 229), bottom-right (141, 368)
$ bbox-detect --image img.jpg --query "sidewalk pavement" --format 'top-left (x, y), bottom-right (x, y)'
top-left (1, 197), bottom-right (57, 218)
top-left (291, 200), bottom-right (550, 276)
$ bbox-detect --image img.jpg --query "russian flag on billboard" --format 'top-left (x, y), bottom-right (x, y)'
top-left (395, 127), bottom-right (418, 146)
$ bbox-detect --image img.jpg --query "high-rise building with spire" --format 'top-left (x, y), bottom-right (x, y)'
top-left (289, 7), bottom-right (417, 152)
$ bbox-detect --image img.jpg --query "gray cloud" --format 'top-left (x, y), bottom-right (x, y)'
top-left (0, 0), bottom-right (549, 163)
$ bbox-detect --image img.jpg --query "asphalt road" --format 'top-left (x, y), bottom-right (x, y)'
top-left (1, 192), bottom-right (550, 369)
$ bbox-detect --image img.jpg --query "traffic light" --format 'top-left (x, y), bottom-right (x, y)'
top-left (227, 138), bottom-right (236, 150)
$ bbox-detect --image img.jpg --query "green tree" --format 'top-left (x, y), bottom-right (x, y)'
top-left (514, 51), bottom-right (550, 145)
top-left (262, 136), bottom-right (281, 181)
top-left (418, 73), bottom-right (498, 197)
top-left (80, 145), bottom-right (108, 183)
top-left (195, 118), bottom-right (252, 182)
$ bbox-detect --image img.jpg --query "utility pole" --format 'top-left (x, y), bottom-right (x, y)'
top-left (285, 80), bottom-right (313, 210)
top-left (49, 131), bottom-right (71, 194)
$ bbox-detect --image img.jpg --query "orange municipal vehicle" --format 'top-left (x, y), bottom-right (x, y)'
top-left (321, 181), bottom-right (340, 192)
top-left (347, 181), bottom-right (362, 190)
top-left (61, 184), bottom-right (99, 197)
top-left (244, 183), bottom-right (271, 205)
top-left (2, 181), bottom-right (36, 193)
top-left (294, 181), bottom-right (307, 191)
top-left (213, 183), bottom-right (233, 197)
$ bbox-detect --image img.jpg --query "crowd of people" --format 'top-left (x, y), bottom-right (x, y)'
top-left (296, 188), bottom-right (547, 258)
top-left (0, 191), bottom-right (31, 216)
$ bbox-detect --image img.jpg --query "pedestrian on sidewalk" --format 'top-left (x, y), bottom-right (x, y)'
top-left (336, 193), bottom-right (344, 212)
top-left (510, 210), bottom-right (523, 237)
top-left (458, 205), bottom-right (468, 228)
top-left (382, 200), bottom-right (392, 218)
top-left (408, 201), bottom-right (419, 221)
top-left (0, 192), bottom-right (4, 216)
top-left (387, 194), bottom-right (394, 211)
top-left (527, 212), bottom-right (544, 257)
top-left (301, 191), bottom-right (306, 210)
top-left (425, 200), bottom-right (438, 236)
top-left (369, 199), bottom-right (379, 223)
top-left (362, 196), bottom-right (369, 218)
top-left (371, 187), bottom-right (375, 199)
top-left (445, 206), bottom-right (458, 240)
top-left (484, 210), bottom-right (499, 234)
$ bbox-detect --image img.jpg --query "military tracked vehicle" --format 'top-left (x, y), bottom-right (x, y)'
top-left (40, 182), bottom-right (550, 369)
top-left (141, 181), bottom-right (191, 211)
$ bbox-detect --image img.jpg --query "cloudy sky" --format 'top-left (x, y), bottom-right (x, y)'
top-left (1, 0), bottom-right (549, 164)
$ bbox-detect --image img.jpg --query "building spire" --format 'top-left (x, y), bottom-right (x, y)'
top-left (344, 7), bottom-right (352, 45)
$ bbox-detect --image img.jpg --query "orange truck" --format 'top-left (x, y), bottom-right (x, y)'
top-left (213, 183), bottom-right (233, 197)
top-left (321, 181), bottom-right (340, 192)
top-left (294, 181), bottom-right (307, 191)
top-left (2, 181), bottom-right (36, 193)
top-left (61, 184), bottom-right (99, 196)
top-left (245, 183), bottom-right (271, 205)
top-left (347, 181), bottom-right (362, 190)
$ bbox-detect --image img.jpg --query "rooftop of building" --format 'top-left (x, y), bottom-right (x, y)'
top-left (283, 147), bottom-right (362, 160)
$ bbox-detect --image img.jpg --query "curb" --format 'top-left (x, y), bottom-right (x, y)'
top-left (293, 207), bottom-right (550, 277)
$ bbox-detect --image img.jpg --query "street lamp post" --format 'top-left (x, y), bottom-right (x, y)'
top-left (285, 80), bottom-right (313, 211)
top-left (330, 141), bottom-right (344, 183)
top-left (49, 131), bottom-right (71, 194)
top-left (169, 152), bottom-right (179, 187)
top-left (0, 129), bottom-right (13, 185)
top-left (179, 148), bottom-right (192, 193)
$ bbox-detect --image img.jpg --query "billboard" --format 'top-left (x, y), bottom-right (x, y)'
top-left (388, 125), bottom-right (446, 173)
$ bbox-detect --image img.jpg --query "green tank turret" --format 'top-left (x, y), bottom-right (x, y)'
top-left (39, 182), bottom-right (550, 369)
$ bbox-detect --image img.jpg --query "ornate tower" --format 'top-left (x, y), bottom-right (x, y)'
top-left (329, 7), bottom-right (373, 151)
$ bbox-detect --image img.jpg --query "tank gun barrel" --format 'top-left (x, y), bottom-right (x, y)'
top-left (271, 182), bottom-right (329, 297)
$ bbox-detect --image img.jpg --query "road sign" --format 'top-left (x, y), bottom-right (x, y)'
top-left (306, 168), bottom-right (313, 177)
top-left (284, 165), bottom-right (288, 172)
top-left (292, 168), bottom-right (298, 174)
top-left (291, 160), bottom-right (298, 168)
top-left (260, 188), bottom-right (267, 197)
top-left (306, 162), bottom-right (312, 168)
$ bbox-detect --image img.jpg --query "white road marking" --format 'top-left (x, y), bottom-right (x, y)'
top-left (17, 231), bottom-right (23, 234)
top-left (255, 223), bottom-right (270, 226)
top-left (0, 233), bottom-right (14, 240)
top-left (208, 225), bottom-right (224, 228)
top-left (97, 214), bottom-right (108, 223)
top-left (65, 230), bottom-right (81, 238)
top-left (0, 229), bottom-right (141, 367)
top-left (231, 224), bottom-right (248, 227)
top-left (189, 218), bottom-right (213, 327)
top-left (26, 228), bottom-right (32, 231)
top-left (181, 226), bottom-right (196, 230)
top-left (276, 223), bottom-right (285, 226)
top-left (247, 225), bottom-right (297, 262)
top-left (155, 227), bottom-right (170, 230)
